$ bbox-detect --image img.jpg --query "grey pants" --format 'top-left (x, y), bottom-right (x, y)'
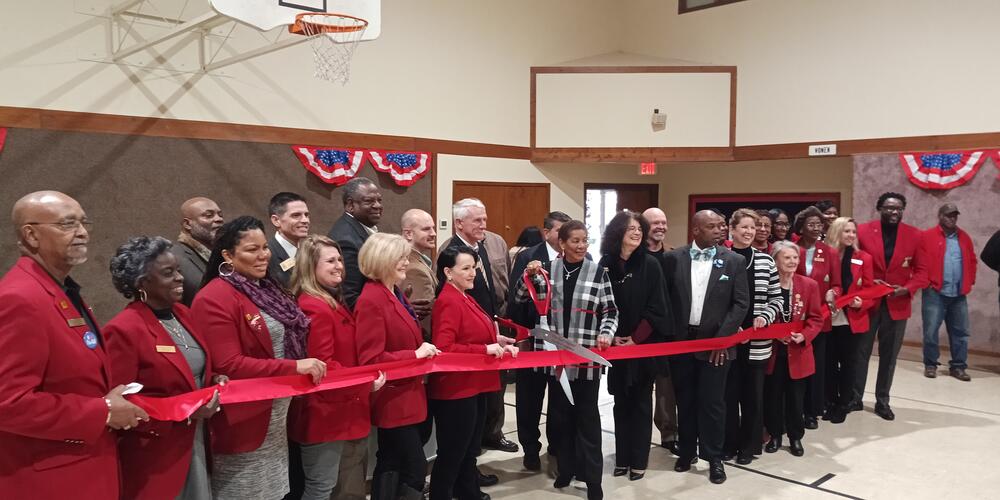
top-left (300, 440), bottom-right (345, 500)
top-left (653, 374), bottom-right (678, 442)
top-left (854, 301), bottom-right (908, 407)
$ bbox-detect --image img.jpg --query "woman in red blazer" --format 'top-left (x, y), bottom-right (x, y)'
top-left (355, 233), bottom-right (441, 500)
top-left (429, 246), bottom-right (517, 500)
top-left (764, 242), bottom-right (824, 458)
top-left (105, 236), bottom-right (228, 500)
top-left (824, 218), bottom-right (876, 423)
top-left (287, 235), bottom-right (386, 500)
top-left (792, 206), bottom-right (842, 429)
top-left (191, 216), bottom-right (327, 499)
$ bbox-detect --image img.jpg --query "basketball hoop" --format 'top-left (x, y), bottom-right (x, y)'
top-left (291, 13), bottom-right (368, 85)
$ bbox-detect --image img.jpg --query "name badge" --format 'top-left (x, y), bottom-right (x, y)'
top-left (156, 345), bottom-right (177, 353)
top-left (857, 278), bottom-right (862, 286)
top-left (824, 275), bottom-right (830, 282)
top-left (814, 257), bottom-right (825, 263)
top-left (279, 257), bottom-right (295, 272)
top-left (851, 258), bottom-right (864, 265)
top-left (67, 317), bottom-right (86, 327)
top-left (902, 257), bottom-right (911, 268)
top-left (83, 331), bottom-right (99, 350)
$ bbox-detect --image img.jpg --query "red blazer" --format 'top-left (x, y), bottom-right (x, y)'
top-left (0, 257), bottom-right (118, 499)
top-left (429, 284), bottom-right (500, 400)
top-left (191, 278), bottom-right (298, 454)
top-left (355, 281), bottom-right (426, 429)
top-left (288, 294), bottom-right (371, 444)
top-left (839, 249), bottom-right (877, 334)
top-left (768, 274), bottom-right (824, 380)
top-left (920, 226), bottom-right (977, 296)
top-left (104, 301), bottom-right (213, 500)
top-left (796, 240), bottom-right (842, 331)
top-left (856, 221), bottom-right (929, 320)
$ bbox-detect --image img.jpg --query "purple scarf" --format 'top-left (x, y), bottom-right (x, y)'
top-left (222, 273), bottom-right (310, 360)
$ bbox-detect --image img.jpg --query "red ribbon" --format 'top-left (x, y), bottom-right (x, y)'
top-left (524, 268), bottom-right (551, 316)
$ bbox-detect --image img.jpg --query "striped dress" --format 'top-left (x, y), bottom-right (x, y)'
top-left (733, 246), bottom-right (783, 362)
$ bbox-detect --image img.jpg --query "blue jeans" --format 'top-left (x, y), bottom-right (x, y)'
top-left (921, 287), bottom-right (970, 369)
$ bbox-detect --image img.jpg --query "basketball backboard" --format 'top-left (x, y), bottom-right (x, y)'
top-left (210, 0), bottom-right (381, 39)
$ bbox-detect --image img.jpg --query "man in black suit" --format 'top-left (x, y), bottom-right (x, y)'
top-left (266, 192), bottom-right (310, 288)
top-left (663, 210), bottom-right (749, 485)
top-left (327, 177), bottom-right (383, 309)
top-left (509, 211), bottom-right (571, 471)
top-left (170, 197), bottom-right (223, 305)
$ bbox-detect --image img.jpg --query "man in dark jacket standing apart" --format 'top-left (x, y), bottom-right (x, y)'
top-left (171, 197), bottom-right (223, 306)
top-left (662, 210), bottom-right (749, 485)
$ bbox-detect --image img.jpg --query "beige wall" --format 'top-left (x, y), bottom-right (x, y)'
top-left (621, 0), bottom-right (1000, 145)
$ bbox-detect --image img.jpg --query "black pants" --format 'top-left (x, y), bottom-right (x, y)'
top-left (547, 376), bottom-right (602, 486)
top-left (670, 353), bottom-right (730, 460)
top-left (284, 440), bottom-right (304, 500)
top-left (764, 344), bottom-right (806, 440)
top-left (515, 368), bottom-right (558, 457)
top-left (481, 384), bottom-right (506, 444)
top-left (804, 330), bottom-right (829, 417)
top-left (372, 423), bottom-right (427, 498)
top-left (612, 376), bottom-right (654, 470)
top-left (430, 394), bottom-right (486, 500)
top-left (723, 352), bottom-right (765, 456)
top-left (855, 302), bottom-right (908, 407)
top-left (828, 325), bottom-right (863, 408)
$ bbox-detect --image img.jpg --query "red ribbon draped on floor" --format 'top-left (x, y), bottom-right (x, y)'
top-left (128, 284), bottom-right (896, 422)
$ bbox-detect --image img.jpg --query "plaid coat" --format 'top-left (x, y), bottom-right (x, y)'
top-left (513, 258), bottom-right (618, 380)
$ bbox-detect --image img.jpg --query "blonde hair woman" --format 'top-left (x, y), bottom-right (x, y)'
top-left (355, 233), bottom-right (440, 499)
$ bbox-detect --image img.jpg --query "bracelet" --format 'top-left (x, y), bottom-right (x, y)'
top-left (104, 398), bottom-right (112, 426)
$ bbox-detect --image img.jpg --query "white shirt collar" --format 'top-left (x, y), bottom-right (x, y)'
top-left (546, 242), bottom-right (560, 261)
top-left (345, 212), bottom-right (378, 233)
top-left (275, 231), bottom-right (298, 259)
top-left (456, 233), bottom-right (480, 251)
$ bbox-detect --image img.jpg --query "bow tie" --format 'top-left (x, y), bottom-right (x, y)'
top-left (689, 246), bottom-right (716, 262)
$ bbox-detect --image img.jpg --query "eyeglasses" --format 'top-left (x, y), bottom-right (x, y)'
top-left (774, 221), bottom-right (790, 227)
top-left (625, 226), bottom-right (642, 233)
top-left (25, 219), bottom-right (93, 232)
top-left (805, 222), bottom-right (824, 229)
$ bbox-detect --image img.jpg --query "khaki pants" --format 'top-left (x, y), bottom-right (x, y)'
top-left (653, 374), bottom-right (678, 442)
top-left (331, 437), bottom-right (368, 500)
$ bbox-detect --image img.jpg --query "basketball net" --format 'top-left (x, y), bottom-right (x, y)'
top-left (293, 14), bottom-right (368, 85)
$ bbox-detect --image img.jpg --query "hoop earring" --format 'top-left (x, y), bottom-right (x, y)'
top-left (138, 289), bottom-right (148, 303)
top-left (218, 261), bottom-right (235, 277)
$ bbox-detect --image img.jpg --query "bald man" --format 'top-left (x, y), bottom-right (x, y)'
top-left (171, 197), bottom-right (223, 306)
top-left (400, 208), bottom-right (438, 338)
top-left (0, 191), bottom-right (148, 498)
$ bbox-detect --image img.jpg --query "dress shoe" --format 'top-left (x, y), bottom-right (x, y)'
top-left (735, 453), bottom-right (753, 465)
top-left (661, 439), bottom-right (680, 456)
top-left (612, 466), bottom-right (628, 477)
top-left (673, 456), bottom-right (694, 472)
top-left (720, 451), bottom-right (736, 462)
top-left (848, 400), bottom-right (863, 412)
top-left (803, 416), bottom-right (819, 430)
top-left (708, 460), bottom-right (727, 484)
top-left (950, 367), bottom-right (972, 381)
top-left (553, 476), bottom-right (572, 488)
top-left (789, 439), bottom-right (804, 457)
top-left (586, 482), bottom-right (603, 500)
top-left (924, 366), bottom-right (938, 378)
top-left (628, 469), bottom-right (645, 481)
top-left (874, 404), bottom-right (895, 421)
top-left (482, 437), bottom-right (519, 453)
top-left (764, 436), bottom-right (782, 453)
top-left (828, 407), bottom-right (848, 424)
top-left (477, 494), bottom-right (491, 500)
top-left (523, 454), bottom-right (541, 471)
top-left (478, 471), bottom-right (499, 487)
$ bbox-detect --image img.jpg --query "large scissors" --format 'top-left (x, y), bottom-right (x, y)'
top-left (532, 326), bottom-right (611, 405)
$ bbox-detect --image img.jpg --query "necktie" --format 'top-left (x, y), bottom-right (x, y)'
top-left (689, 247), bottom-right (716, 262)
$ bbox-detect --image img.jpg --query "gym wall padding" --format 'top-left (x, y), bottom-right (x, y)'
top-left (0, 127), bottom-right (430, 322)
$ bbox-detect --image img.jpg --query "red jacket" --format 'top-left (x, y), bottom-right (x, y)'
top-left (191, 278), bottom-right (298, 454)
top-left (838, 249), bottom-right (877, 334)
top-left (768, 274), bottom-right (824, 380)
top-left (0, 257), bottom-right (118, 499)
top-left (429, 284), bottom-right (500, 400)
top-left (288, 294), bottom-right (371, 444)
top-left (355, 281), bottom-right (426, 429)
top-left (920, 226), bottom-right (977, 296)
top-left (856, 221), bottom-right (929, 320)
top-left (796, 240), bottom-right (842, 331)
top-left (104, 301), bottom-right (213, 500)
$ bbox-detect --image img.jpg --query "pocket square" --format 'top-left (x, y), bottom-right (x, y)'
top-left (719, 274), bottom-right (730, 281)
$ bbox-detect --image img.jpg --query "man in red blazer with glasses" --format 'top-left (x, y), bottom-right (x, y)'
top-left (919, 203), bottom-right (976, 382)
top-left (855, 192), bottom-right (928, 421)
top-left (0, 191), bottom-right (148, 499)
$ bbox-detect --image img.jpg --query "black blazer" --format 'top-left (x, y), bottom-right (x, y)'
top-left (170, 241), bottom-right (207, 307)
top-left (266, 235), bottom-right (293, 288)
top-left (663, 245), bottom-right (750, 360)
top-left (444, 236), bottom-right (496, 318)
top-left (328, 214), bottom-right (372, 310)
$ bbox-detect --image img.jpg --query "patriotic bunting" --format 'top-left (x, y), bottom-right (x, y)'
top-left (367, 150), bottom-right (431, 187)
top-left (899, 150), bottom-right (988, 190)
top-left (0, 128), bottom-right (7, 155)
top-left (291, 145), bottom-right (366, 186)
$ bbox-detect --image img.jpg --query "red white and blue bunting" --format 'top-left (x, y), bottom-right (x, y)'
top-left (0, 128), bottom-right (7, 155)
top-left (291, 146), bottom-right (366, 186)
top-left (366, 150), bottom-right (431, 187)
top-left (899, 151), bottom-right (988, 190)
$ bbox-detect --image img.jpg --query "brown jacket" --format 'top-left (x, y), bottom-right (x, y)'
top-left (483, 231), bottom-right (510, 316)
top-left (401, 248), bottom-right (437, 340)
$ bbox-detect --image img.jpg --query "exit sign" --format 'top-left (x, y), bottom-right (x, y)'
top-left (639, 162), bottom-right (657, 175)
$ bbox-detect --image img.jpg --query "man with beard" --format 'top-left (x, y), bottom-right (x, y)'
top-left (266, 192), bottom-right (311, 288)
top-left (400, 208), bottom-right (438, 339)
top-left (0, 191), bottom-right (149, 498)
top-left (328, 177), bottom-right (383, 310)
top-left (171, 197), bottom-right (223, 306)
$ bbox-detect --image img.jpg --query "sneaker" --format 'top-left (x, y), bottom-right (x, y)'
top-left (924, 366), bottom-right (937, 378)
top-left (949, 367), bottom-right (971, 381)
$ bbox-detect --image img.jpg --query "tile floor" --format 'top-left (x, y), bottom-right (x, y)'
top-left (474, 348), bottom-right (1000, 500)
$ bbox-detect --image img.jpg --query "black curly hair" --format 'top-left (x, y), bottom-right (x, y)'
top-left (202, 216), bottom-right (267, 287)
top-left (876, 192), bottom-right (907, 210)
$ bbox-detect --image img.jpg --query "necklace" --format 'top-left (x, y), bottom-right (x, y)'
top-left (161, 319), bottom-right (192, 350)
top-left (780, 279), bottom-right (794, 323)
top-left (563, 262), bottom-right (582, 281)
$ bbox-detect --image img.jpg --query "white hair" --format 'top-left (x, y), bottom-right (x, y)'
top-left (453, 198), bottom-right (486, 220)
top-left (770, 240), bottom-right (800, 259)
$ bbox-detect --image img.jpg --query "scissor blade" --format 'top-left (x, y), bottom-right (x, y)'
top-left (532, 327), bottom-right (611, 368)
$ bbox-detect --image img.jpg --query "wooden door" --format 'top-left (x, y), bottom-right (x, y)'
top-left (452, 181), bottom-right (551, 247)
